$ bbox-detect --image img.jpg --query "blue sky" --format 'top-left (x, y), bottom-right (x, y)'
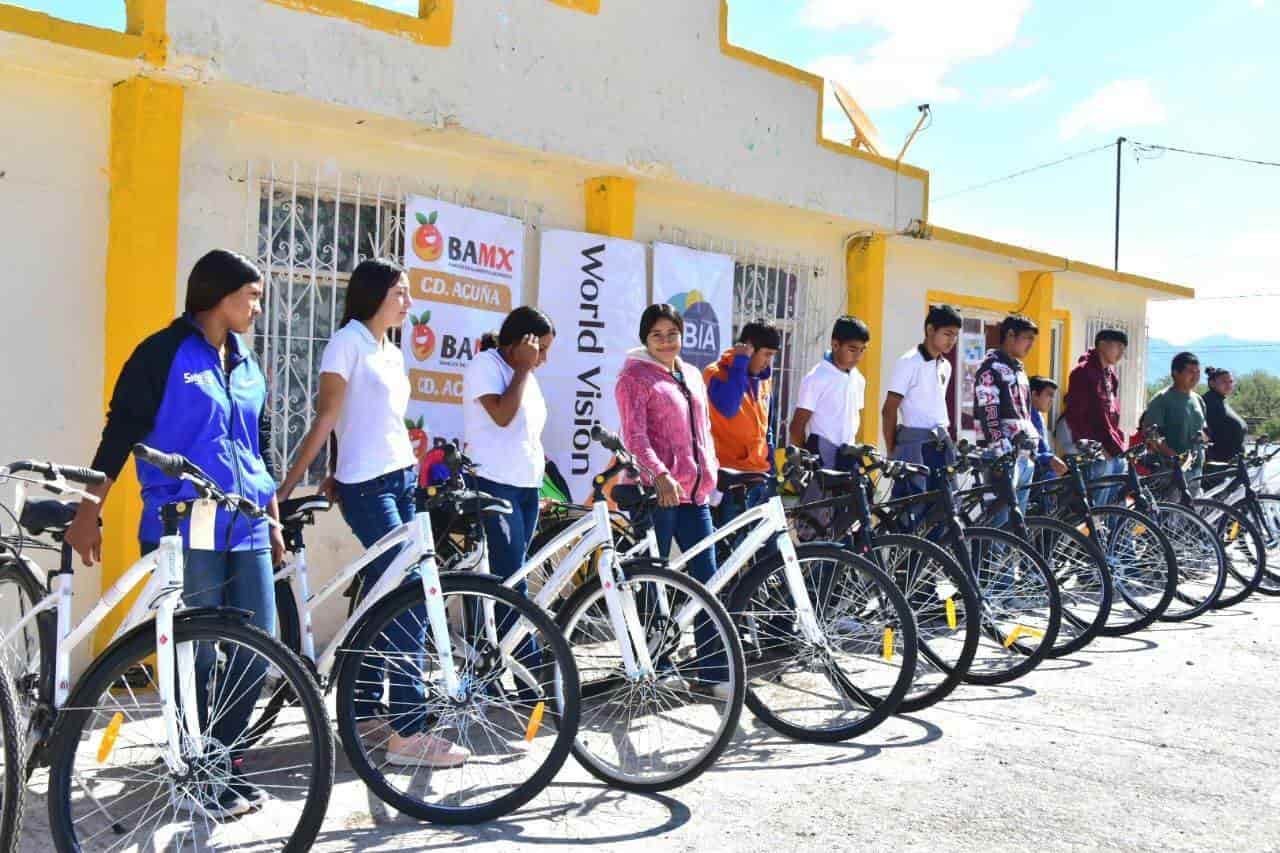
top-left (18, 0), bottom-right (1280, 347)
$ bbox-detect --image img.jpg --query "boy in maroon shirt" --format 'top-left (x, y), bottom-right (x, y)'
top-left (1063, 328), bottom-right (1128, 504)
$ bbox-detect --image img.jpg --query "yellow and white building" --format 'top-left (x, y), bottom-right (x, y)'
top-left (0, 0), bottom-right (1193, 655)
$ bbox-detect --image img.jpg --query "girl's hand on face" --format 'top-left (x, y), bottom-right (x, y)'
top-left (511, 334), bottom-right (540, 372)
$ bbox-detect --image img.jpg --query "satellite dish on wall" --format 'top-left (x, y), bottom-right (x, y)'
top-left (831, 80), bottom-right (884, 156)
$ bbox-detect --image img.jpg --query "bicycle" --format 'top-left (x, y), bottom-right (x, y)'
top-left (0, 450), bottom-right (333, 851)
top-left (1028, 440), bottom-right (1177, 635)
top-left (0, 662), bottom-right (21, 853)
top-left (1083, 433), bottom-right (1227, 621)
top-left (955, 435), bottom-right (1113, 658)
top-left (782, 444), bottom-right (981, 712)
top-left (1195, 441), bottom-right (1280, 598)
top-left (595, 431), bottom-right (920, 742)
top-left (250, 450), bottom-right (580, 823)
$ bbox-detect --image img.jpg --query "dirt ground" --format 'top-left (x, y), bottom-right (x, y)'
top-left (21, 597), bottom-right (1280, 852)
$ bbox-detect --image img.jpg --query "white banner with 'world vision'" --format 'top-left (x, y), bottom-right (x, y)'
top-left (538, 230), bottom-right (647, 503)
top-left (652, 243), bottom-right (735, 372)
top-left (401, 196), bottom-right (525, 460)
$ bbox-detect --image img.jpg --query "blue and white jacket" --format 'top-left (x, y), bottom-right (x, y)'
top-left (91, 316), bottom-right (275, 550)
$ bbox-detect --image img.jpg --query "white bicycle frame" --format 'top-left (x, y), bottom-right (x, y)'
top-left (276, 502), bottom-right (538, 700)
top-left (0, 472), bottom-right (206, 775)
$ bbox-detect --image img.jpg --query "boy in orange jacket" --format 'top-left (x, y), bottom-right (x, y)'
top-left (704, 320), bottom-right (781, 525)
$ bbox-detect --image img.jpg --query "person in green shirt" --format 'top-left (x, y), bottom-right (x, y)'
top-left (1141, 351), bottom-right (1208, 488)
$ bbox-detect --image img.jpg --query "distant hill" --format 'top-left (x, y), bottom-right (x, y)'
top-left (1147, 334), bottom-right (1280, 382)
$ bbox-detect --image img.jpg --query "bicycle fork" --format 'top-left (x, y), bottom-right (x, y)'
top-left (414, 514), bottom-right (464, 701)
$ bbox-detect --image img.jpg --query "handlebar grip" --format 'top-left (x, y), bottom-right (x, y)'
top-left (591, 425), bottom-right (625, 454)
top-left (56, 466), bottom-right (107, 487)
top-left (133, 444), bottom-right (193, 479)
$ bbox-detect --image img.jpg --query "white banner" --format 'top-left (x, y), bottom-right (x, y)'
top-left (652, 242), bottom-right (735, 372)
top-left (401, 197), bottom-right (524, 456)
top-left (538, 230), bottom-right (648, 502)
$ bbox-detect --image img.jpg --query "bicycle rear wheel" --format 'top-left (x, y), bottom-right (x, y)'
top-left (1153, 502), bottom-right (1227, 621)
top-left (1024, 516), bottom-right (1112, 657)
top-left (556, 563), bottom-right (744, 792)
top-left (726, 544), bottom-right (918, 742)
top-left (0, 557), bottom-right (48, 757)
top-left (1090, 506), bottom-right (1178, 635)
top-left (46, 614), bottom-right (334, 852)
top-left (0, 663), bottom-right (22, 853)
top-left (861, 534), bottom-right (979, 713)
top-left (956, 527), bottom-right (1061, 685)
top-left (1239, 495), bottom-right (1280, 596)
top-left (1193, 499), bottom-right (1265, 609)
top-left (334, 574), bottom-right (579, 824)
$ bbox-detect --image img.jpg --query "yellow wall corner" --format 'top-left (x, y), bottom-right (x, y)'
top-left (584, 176), bottom-right (636, 240)
top-left (847, 235), bottom-right (887, 445)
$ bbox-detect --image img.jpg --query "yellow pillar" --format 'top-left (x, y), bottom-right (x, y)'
top-left (1018, 270), bottom-right (1055, 380)
top-left (98, 77), bottom-right (185, 651)
top-left (124, 0), bottom-right (168, 64)
top-left (584, 176), bottom-right (636, 239)
top-left (848, 235), bottom-right (887, 446)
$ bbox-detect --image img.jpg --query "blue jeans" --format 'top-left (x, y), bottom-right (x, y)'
top-left (142, 543), bottom-right (275, 756)
top-left (653, 504), bottom-right (729, 683)
top-left (337, 467), bottom-right (427, 736)
top-left (1084, 456), bottom-right (1126, 507)
top-left (472, 477), bottom-right (541, 667)
top-left (988, 455), bottom-right (1036, 530)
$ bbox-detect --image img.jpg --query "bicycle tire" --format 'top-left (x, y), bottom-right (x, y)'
top-left (334, 574), bottom-right (579, 824)
top-left (1024, 515), bottom-right (1113, 657)
top-left (1193, 499), bottom-right (1265, 608)
top-left (727, 543), bottom-right (918, 743)
top-left (46, 614), bottom-right (334, 853)
top-left (1091, 506), bottom-right (1178, 635)
top-left (858, 534), bottom-right (980, 713)
top-left (954, 527), bottom-right (1061, 685)
top-left (556, 563), bottom-right (744, 792)
top-left (0, 663), bottom-right (23, 853)
top-left (1153, 502), bottom-right (1227, 622)
top-left (1238, 494), bottom-right (1280, 596)
top-left (0, 557), bottom-right (50, 763)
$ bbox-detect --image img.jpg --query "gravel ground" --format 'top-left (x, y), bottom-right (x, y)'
top-left (22, 597), bottom-right (1280, 852)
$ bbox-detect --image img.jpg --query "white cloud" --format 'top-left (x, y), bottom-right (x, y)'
top-left (1007, 76), bottom-right (1051, 101)
top-left (1250, 0), bottom-right (1265, 9)
top-left (1057, 79), bottom-right (1167, 140)
top-left (801, 0), bottom-right (1032, 111)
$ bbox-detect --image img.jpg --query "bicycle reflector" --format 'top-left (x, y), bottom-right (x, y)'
top-left (97, 711), bottom-right (125, 763)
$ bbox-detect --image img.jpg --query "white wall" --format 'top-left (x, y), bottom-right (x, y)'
top-left (0, 63), bottom-right (111, 671)
top-left (165, 0), bottom-right (924, 232)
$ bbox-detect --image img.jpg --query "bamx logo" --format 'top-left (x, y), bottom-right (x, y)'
top-left (448, 237), bottom-right (515, 272)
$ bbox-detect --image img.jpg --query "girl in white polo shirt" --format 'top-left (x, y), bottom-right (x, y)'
top-left (278, 259), bottom-right (468, 770)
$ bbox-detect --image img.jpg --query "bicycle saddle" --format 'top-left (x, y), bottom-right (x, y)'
top-left (716, 470), bottom-right (770, 493)
top-left (20, 499), bottom-right (77, 536)
top-left (611, 484), bottom-right (656, 512)
top-left (279, 495), bottom-right (332, 526)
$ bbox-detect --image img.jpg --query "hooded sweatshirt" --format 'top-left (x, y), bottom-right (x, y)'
top-left (973, 347), bottom-right (1036, 449)
top-left (615, 347), bottom-right (718, 506)
top-left (1063, 349), bottom-right (1125, 458)
top-left (703, 349), bottom-right (773, 473)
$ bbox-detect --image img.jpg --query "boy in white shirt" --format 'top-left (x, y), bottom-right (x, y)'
top-left (882, 304), bottom-right (962, 496)
top-left (789, 316), bottom-right (870, 468)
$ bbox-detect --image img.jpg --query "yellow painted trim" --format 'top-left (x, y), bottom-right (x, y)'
top-left (263, 0), bottom-right (453, 47)
top-left (1018, 271), bottom-right (1055, 379)
top-left (847, 235), bottom-right (886, 445)
top-left (1052, 308), bottom-right (1072, 400)
top-left (926, 289), bottom-right (1017, 317)
top-left (584, 176), bottom-right (636, 240)
top-left (0, 3), bottom-right (153, 61)
top-left (927, 225), bottom-right (1195, 299)
top-left (99, 77), bottom-right (185, 652)
top-left (125, 0), bottom-right (167, 64)
top-left (718, 1), bottom-right (931, 186)
top-left (548, 0), bottom-right (599, 12)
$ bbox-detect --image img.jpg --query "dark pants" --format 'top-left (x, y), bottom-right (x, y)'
top-left (653, 503), bottom-right (729, 683)
top-left (337, 467), bottom-right (426, 736)
top-left (142, 543), bottom-right (275, 756)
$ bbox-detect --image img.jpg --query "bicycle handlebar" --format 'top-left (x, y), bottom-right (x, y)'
top-left (590, 425), bottom-right (626, 455)
top-left (6, 460), bottom-right (107, 487)
top-left (133, 444), bottom-right (276, 524)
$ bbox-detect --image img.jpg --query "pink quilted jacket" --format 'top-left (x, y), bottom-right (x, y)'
top-left (614, 348), bottom-right (719, 506)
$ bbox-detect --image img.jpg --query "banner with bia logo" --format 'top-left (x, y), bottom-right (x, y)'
top-left (652, 243), bottom-right (735, 372)
top-left (538, 230), bottom-right (648, 502)
top-left (402, 196), bottom-right (525, 456)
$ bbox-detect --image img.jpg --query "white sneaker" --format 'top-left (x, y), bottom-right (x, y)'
top-left (174, 785), bottom-right (252, 820)
top-left (385, 733), bottom-right (470, 768)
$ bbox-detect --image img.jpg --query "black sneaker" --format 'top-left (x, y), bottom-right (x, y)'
top-left (174, 785), bottom-right (252, 820)
top-left (228, 774), bottom-right (269, 811)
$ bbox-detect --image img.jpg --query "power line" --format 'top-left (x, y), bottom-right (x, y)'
top-left (1131, 142), bottom-right (1280, 169)
top-left (933, 142), bottom-right (1115, 202)
top-left (1150, 345), bottom-right (1280, 352)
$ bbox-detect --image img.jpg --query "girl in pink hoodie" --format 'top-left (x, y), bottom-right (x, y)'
top-left (614, 304), bottom-right (727, 687)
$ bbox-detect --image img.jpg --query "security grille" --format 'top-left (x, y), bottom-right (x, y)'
top-left (246, 161), bottom-right (543, 484)
top-left (657, 226), bottom-right (837, 442)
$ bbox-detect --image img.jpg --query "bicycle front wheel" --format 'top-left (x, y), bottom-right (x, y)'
top-left (0, 663), bottom-right (22, 853)
top-left (1153, 502), bottom-right (1227, 621)
top-left (1091, 506), bottom-right (1178, 635)
top-left (556, 563), bottom-right (744, 792)
top-left (334, 574), bottom-right (579, 824)
top-left (958, 527), bottom-right (1061, 685)
top-left (1240, 494), bottom-right (1280, 596)
top-left (46, 615), bottom-right (334, 852)
top-left (1025, 516), bottom-right (1112, 657)
top-left (863, 534), bottom-right (980, 713)
top-left (1193, 499), bottom-right (1264, 609)
top-left (727, 544), bottom-right (918, 742)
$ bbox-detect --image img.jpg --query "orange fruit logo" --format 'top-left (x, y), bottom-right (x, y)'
top-left (410, 311), bottom-right (436, 361)
top-left (412, 210), bottom-right (444, 263)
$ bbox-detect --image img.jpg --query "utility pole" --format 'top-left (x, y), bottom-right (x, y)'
top-left (1114, 136), bottom-right (1126, 271)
